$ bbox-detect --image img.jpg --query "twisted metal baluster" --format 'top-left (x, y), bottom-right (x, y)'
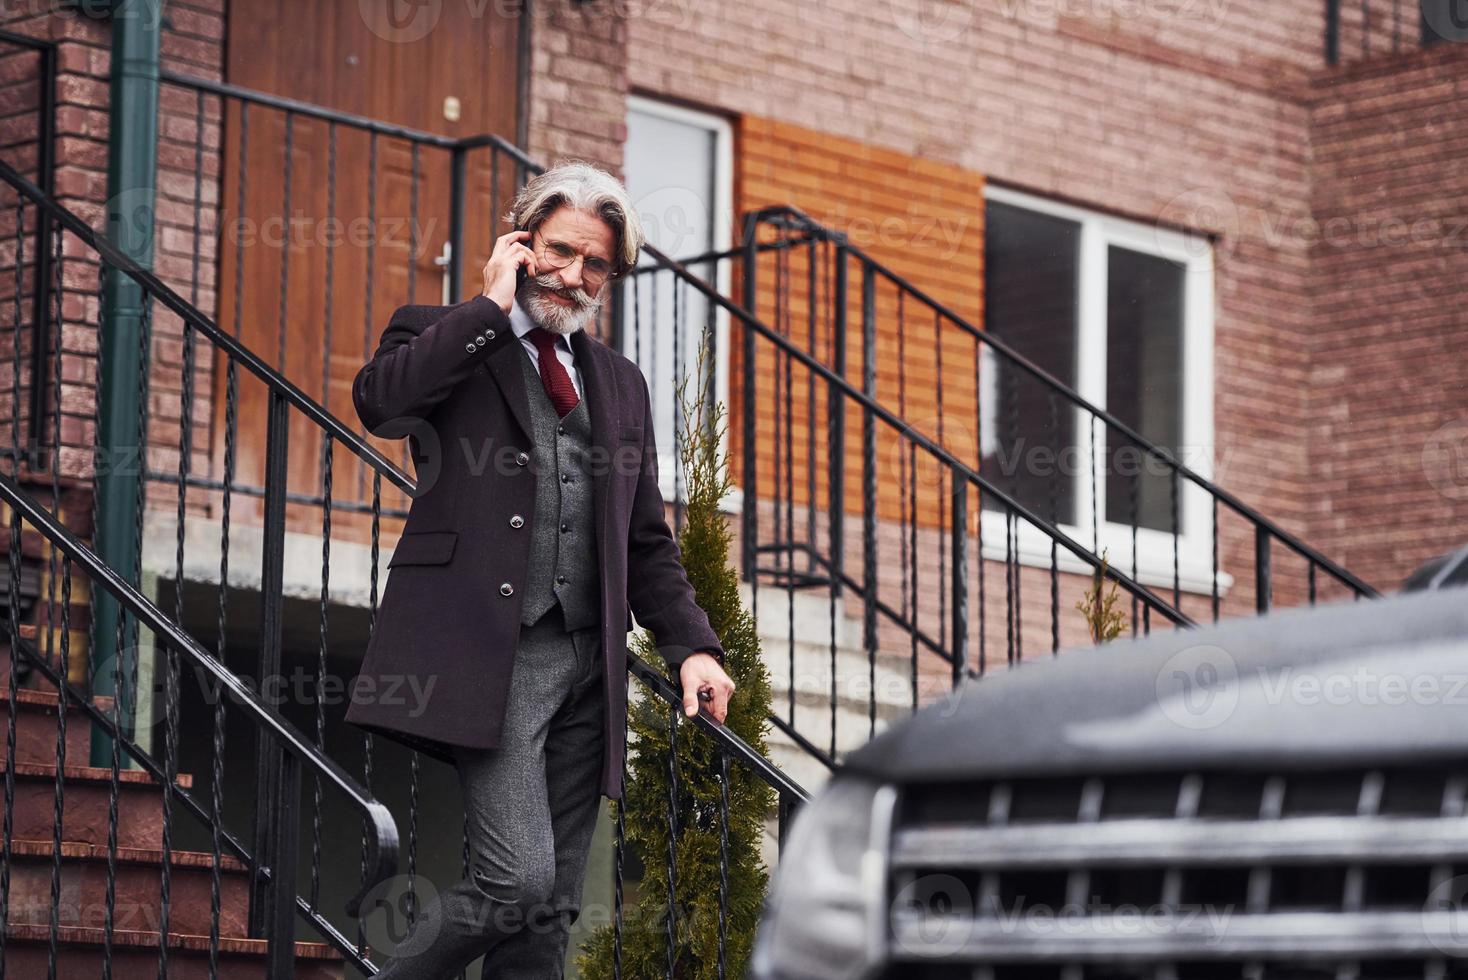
top-left (356, 131), bottom-right (378, 506)
top-left (357, 469), bottom-right (381, 959)
top-left (209, 350), bottom-right (238, 976)
top-left (310, 119), bottom-right (339, 915)
top-left (231, 102), bottom-right (248, 341)
top-left (717, 751), bottom-right (730, 980)
top-left (1048, 391), bottom-right (1059, 654)
top-left (311, 437), bottom-right (333, 912)
top-left (45, 213), bottom-right (68, 979)
top-left (47, 558), bottom-right (72, 979)
top-left (276, 110), bottom-right (293, 369)
top-left (613, 713), bottom-right (627, 980)
top-left (2, 200), bottom-right (27, 976)
top-left (665, 705), bottom-right (679, 978)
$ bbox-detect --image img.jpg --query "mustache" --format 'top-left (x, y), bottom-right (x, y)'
top-left (530, 274), bottom-right (598, 310)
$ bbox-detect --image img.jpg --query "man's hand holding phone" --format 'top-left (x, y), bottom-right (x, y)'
top-left (481, 228), bottom-right (537, 313)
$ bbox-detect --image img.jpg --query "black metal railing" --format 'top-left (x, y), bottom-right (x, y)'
top-left (0, 139), bottom-right (807, 978)
top-left (743, 205), bottom-right (1378, 625)
top-left (152, 69), bottom-right (542, 528)
top-left (1325, 0), bottom-right (1456, 65)
top-left (0, 456), bottom-right (398, 976)
top-left (0, 29), bottom-right (54, 468)
top-left (626, 240), bottom-right (1190, 772)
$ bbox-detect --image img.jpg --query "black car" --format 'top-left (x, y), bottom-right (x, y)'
top-left (751, 586), bottom-right (1468, 980)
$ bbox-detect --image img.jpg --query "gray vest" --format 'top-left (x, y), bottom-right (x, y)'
top-left (516, 341), bottom-right (600, 631)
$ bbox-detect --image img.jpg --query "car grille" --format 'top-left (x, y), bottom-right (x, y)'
top-left (882, 767), bottom-right (1468, 980)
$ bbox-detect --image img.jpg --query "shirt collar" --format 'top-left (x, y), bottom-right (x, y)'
top-left (510, 296), bottom-right (570, 352)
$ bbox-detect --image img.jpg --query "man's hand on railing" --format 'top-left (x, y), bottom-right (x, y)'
top-left (677, 651), bottom-right (735, 724)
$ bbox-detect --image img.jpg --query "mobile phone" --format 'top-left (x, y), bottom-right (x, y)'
top-left (515, 224), bottom-right (530, 288)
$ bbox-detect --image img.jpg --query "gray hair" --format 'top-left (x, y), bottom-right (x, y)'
top-left (504, 160), bottom-right (644, 276)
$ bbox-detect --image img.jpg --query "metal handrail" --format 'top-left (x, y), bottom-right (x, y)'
top-left (0, 157), bottom-right (415, 498)
top-left (159, 69), bottom-right (539, 170)
top-left (635, 240), bottom-right (1193, 628)
top-left (0, 154), bottom-right (811, 974)
top-left (0, 466), bottom-right (399, 919)
top-left (747, 203), bottom-right (1380, 602)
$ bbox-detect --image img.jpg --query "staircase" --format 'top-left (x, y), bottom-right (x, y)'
top-left (0, 43), bottom-right (1385, 974)
top-left (743, 583), bottom-right (909, 793)
top-left (0, 68), bottom-right (805, 977)
top-left (1, 681), bottom-right (345, 978)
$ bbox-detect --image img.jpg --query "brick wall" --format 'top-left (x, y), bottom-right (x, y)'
top-left (1308, 43), bottom-right (1468, 588)
top-left (733, 114), bottom-right (985, 528)
top-left (526, 1), bottom-right (629, 177)
top-left (631, 1), bottom-right (1463, 607)
top-left (149, 0), bottom-right (223, 524)
top-left (0, 0), bottom-right (223, 680)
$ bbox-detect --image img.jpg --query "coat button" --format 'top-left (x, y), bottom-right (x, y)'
top-left (465, 342), bottom-right (476, 353)
top-left (474, 334), bottom-right (486, 346)
top-left (500, 582), bottom-right (514, 596)
top-left (486, 329), bottom-right (496, 340)
top-left (516, 451), bottom-right (529, 466)
top-left (509, 514), bottom-right (524, 528)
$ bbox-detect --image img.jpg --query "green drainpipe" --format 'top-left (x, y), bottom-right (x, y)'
top-left (91, 0), bottom-right (161, 767)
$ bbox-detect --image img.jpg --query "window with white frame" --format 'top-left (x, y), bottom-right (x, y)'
top-left (621, 96), bottom-right (736, 509)
top-left (979, 186), bottom-right (1217, 593)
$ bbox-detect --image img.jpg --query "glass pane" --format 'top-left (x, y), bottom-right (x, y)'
top-left (622, 105), bottom-right (720, 486)
top-left (981, 201), bottom-right (1080, 526)
top-left (1105, 245), bottom-right (1185, 534)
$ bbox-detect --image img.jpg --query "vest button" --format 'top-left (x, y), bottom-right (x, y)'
top-left (509, 514), bottom-right (524, 528)
top-left (499, 582), bottom-right (514, 596)
top-left (560, 522), bottom-right (569, 533)
top-left (557, 424), bottom-right (565, 435)
top-left (561, 473), bottom-right (570, 483)
top-left (516, 451), bottom-right (529, 466)
top-left (556, 574), bottom-right (567, 585)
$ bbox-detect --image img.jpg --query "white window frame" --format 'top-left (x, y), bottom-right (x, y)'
top-left (981, 185), bottom-right (1225, 596)
top-left (623, 94), bottom-right (740, 513)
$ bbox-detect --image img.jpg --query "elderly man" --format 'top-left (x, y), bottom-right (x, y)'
top-left (347, 160), bottom-right (736, 978)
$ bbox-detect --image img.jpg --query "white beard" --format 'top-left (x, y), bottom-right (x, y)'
top-left (517, 274), bottom-right (603, 337)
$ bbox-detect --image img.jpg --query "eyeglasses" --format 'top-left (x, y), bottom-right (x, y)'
top-left (533, 233), bottom-right (619, 286)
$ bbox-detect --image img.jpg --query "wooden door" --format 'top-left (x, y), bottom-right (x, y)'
top-left (213, 0), bottom-right (522, 537)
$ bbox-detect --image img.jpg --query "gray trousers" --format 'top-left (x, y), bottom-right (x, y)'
top-left (374, 601), bottom-right (606, 979)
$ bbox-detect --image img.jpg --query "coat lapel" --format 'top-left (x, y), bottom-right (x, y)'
top-left (571, 328), bottom-right (618, 572)
top-left (484, 329), bottom-right (536, 448)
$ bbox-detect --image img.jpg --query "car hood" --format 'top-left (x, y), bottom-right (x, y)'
top-left (840, 587), bottom-right (1468, 783)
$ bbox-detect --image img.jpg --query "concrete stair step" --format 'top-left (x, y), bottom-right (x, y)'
top-left (0, 761), bottom-right (194, 850)
top-left (741, 583), bottom-right (865, 651)
top-left (1, 922), bottom-right (344, 979)
top-left (4, 838), bottom-right (252, 938)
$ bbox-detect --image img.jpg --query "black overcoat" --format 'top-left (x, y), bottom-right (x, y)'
top-left (343, 294), bottom-right (724, 800)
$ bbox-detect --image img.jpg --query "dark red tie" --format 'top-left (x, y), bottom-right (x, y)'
top-left (526, 327), bottom-right (580, 418)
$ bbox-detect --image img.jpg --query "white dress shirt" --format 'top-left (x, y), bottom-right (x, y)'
top-left (510, 297), bottom-right (584, 402)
